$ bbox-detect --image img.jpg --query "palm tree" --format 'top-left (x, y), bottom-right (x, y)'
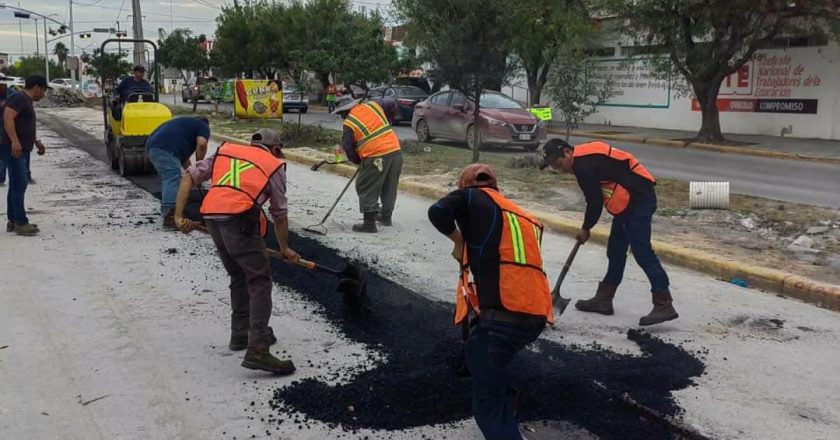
top-left (53, 42), bottom-right (69, 70)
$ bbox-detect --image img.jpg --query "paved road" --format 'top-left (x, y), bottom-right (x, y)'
top-left (162, 94), bottom-right (840, 208)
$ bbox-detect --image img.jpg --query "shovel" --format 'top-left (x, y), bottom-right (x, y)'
top-left (303, 167), bottom-right (360, 235)
top-left (265, 248), bottom-right (367, 300)
top-left (551, 239), bottom-right (581, 316)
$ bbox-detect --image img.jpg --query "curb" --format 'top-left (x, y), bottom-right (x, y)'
top-left (214, 133), bottom-right (840, 311)
top-left (549, 128), bottom-right (840, 166)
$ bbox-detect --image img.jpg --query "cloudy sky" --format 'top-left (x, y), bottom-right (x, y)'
top-left (0, 0), bottom-right (391, 62)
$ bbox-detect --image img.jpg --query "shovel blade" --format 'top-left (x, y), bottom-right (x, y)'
top-left (555, 297), bottom-right (571, 317)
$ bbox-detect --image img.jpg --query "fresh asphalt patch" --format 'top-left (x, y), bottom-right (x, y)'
top-left (40, 112), bottom-right (707, 439)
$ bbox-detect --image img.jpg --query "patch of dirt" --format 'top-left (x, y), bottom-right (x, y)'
top-left (672, 137), bottom-right (757, 147)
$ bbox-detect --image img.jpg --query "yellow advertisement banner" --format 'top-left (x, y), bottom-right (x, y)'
top-left (528, 107), bottom-right (553, 121)
top-left (233, 79), bottom-right (283, 119)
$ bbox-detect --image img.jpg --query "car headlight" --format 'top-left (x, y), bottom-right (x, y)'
top-left (536, 120), bottom-right (545, 128)
top-left (485, 117), bottom-right (507, 127)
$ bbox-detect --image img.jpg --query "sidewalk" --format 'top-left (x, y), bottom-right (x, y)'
top-left (551, 122), bottom-right (840, 163)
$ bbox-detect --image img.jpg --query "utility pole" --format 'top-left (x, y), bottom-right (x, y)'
top-left (44, 19), bottom-right (49, 82)
top-left (70, 0), bottom-right (77, 88)
top-left (34, 18), bottom-right (39, 56)
top-left (131, 0), bottom-right (145, 67)
top-left (17, 2), bottom-right (24, 57)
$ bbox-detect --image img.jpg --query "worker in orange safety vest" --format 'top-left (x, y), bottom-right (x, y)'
top-left (428, 163), bottom-right (552, 440)
top-left (540, 138), bottom-right (678, 326)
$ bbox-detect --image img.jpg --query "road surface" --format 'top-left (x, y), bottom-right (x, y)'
top-left (162, 94), bottom-right (840, 208)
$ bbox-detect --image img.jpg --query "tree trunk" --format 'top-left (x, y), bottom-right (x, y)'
top-left (317, 71), bottom-right (330, 101)
top-left (471, 94), bottom-right (481, 163)
top-left (693, 77), bottom-right (726, 143)
top-left (526, 68), bottom-right (539, 106)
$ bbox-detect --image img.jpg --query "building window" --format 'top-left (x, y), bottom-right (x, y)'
top-left (620, 45), bottom-right (668, 56)
top-left (585, 47), bottom-right (616, 57)
top-left (759, 34), bottom-right (829, 49)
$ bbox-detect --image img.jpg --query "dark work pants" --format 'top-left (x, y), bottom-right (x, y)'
top-left (603, 191), bottom-right (670, 292)
top-left (356, 150), bottom-right (403, 217)
top-left (465, 317), bottom-right (545, 440)
top-left (1, 147), bottom-right (29, 225)
top-left (207, 217), bottom-right (274, 350)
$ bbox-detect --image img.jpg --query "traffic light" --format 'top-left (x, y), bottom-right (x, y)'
top-left (79, 33), bottom-right (92, 39)
top-left (116, 31), bottom-right (127, 38)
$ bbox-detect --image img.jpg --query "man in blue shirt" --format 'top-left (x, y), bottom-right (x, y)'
top-left (145, 116), bottom-right (210, 229)
top-left (116, 65), bottom-right (153, 103)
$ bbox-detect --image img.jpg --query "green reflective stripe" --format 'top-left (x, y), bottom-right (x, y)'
top-left (345, 115), bottom-right (370, 137)
top-left (365, 102), bottom-right (390, 127)
top-left (506, 212), bottom-right (526, 265)
top-left (358, 125), bottom-right (395, 147)
top-left (216, 159), bottom-right (255, 189)
top-left (532, 224), bottom-right (541, 249)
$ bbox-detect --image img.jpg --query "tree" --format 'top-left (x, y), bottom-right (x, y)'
top-left (597, 0), bottom-right (840, 142)
top-left (510, 0), bottom-right (594, 105)
top-left (546, 47), bottom-right (615, 140)
top-left (396, 0), bottom-right (516, 162)
top-left (81, 49), bottom-right (132, 81)
top-left (53, 42), bottom-right (69, 70)
top-left (158, 29), bottom-right (210, 84)
top-left (212, 0), bottom-right (289, 78)
top-left (11, 56), bottom-right (65, 80)
top-left (334, 11), bottom-right (399, 91)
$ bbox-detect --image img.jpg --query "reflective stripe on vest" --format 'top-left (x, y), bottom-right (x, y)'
top-left (199, 143), bottom-right (285, 237)
top-left (573, 141), bottom-right (655, 215)
top-left (453, 188), bottom-right (555, 326)
top-left (343, 101), bottom-right (401, 159)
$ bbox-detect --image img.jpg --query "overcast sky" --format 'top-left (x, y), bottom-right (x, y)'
top-left (0, 0), bottom-right (392, 62)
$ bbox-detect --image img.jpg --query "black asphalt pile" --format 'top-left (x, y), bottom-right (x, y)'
top-left (266, 232), bottom-right (707, 439)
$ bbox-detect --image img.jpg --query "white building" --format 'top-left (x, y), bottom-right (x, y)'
top-left (507, 32), bottom-right (840, 141)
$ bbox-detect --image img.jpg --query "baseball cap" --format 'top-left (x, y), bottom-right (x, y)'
top-left (458, 163), bottom-right (498, 189)
top-left (24, 75), bottom-right (51, 90)
top-left (133, 65), bottom-right (146, 72)
top-left (251, 128), bottom-right (283, 147)
top-left (539, 138), bottom-right (573, 170)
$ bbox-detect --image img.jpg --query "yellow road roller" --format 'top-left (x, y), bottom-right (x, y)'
top-left (100, 38), bottom-right (172, 176)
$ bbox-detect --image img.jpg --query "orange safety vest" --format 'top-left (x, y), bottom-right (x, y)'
top-left (343, 101), bottom-right (401, 159)
top-left (573, 141), bottom-right (655, 216)
top-left (199, 142), bottom-right (285, 237)
top-left (454, 187), bottom-right (555, 326)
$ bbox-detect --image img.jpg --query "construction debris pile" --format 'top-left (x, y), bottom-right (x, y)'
top-left (37, 88), bottom-right (89, 108)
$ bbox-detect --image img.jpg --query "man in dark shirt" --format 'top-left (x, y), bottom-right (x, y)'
top-left (145, 116), bottom-right (210, 229)
top-left (115, 65), bottom-right (153, 103)
top-left (1, 75), bottom-right (48, 236)
top-left (540, 138), bottom-right (678, 326)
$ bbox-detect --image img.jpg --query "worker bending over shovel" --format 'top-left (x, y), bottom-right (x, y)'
top-left (429, 164), bottom-right (553, 440)
top-left (333, 95), bottom-right (403, 232)
top-left (540, 138), bottom-right (678, 326)
top-left (174, 128), bottom-right (301, 375)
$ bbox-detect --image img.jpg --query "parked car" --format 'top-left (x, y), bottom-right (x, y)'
top-left (0, 75), bottom-right (25, 90)
top-left (412, 90), bottom-right (546, 151)
top-left (181, 76), bottom-right (219, 102)
top-left (282, 85), bottom-right (309, 114)
top-left (49, 78), bottom-right (78, 90)
top-left (392, 76), bottom-right (431, 94)
top-left (367, 85), bottom-right (429, 125)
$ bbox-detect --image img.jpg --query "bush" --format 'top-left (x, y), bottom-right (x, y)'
top-left (506, 154), bottom-right (542, 169)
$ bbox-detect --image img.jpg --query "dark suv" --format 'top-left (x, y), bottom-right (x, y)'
top-left (181, 76), bottom-right (219, 102)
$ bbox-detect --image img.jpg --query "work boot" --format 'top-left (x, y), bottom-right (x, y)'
top-left (28, 178), bottom-right (36, 185)
top-left (375, 213), bottom-right (392, 226)
top-left (575, 282), bottom-right (617, 315)
top-left (352, 212), bottom-right (378, 233)
top-left (6, 221), bottom-right (15, 233)
top-left (639, 290), bottom-right (679, 326)
top-left (162, 210), bottom-right (177, 231)
top-left (14, 223), bottom-right (39, 236)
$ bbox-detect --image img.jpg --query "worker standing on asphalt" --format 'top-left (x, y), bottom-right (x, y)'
top-left (333, 95), bottom-right (403, 232)
top-left (540, 138), bottom-right (678, 326)
top-left (145, 116), bottom-right (210, 230)
top-left (325, 82), bottom-right (338, 113)
top-left (429, 164), bottom-right (553, 440)
top-left (1, 75), bottom-right (48, 236)
top-left (173, 128), bottom-right (300, 375)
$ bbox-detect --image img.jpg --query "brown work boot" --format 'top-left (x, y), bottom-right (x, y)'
top-left (639, 290), bottom-right (679, 326)
top-left (241, 349), bottom-right (296, 375)
top-left (375, 213), bottom-right (392, 226)
top-left (575, 282), bottom-right (617, 315)
top-left (352, 212), bottom-right (378, 233)
top-left (230, 327), bottom-right (277, 351)
top-left (14, 223), bottom-right (39, 236)
top-left (6, 221), bottom-right (15, 233)
top-left (162, 212), bottom-right (177, 231)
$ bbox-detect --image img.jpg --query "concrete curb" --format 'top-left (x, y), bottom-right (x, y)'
top-left (214, 133), bottom-right (840, 311)
top-left (550, 128), bottom-right (840, 166)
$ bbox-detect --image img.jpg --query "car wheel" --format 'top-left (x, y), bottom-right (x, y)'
top-left (415, 119), bottom-right (432, 143)
top-left (466, 125), bottom-right (482, 150)
top-left (523, 144), bottom-right (539, 152)
top-left (300, 106), bottom-right (308, 114)
top-left (182, 93), bottom-right (187, 103)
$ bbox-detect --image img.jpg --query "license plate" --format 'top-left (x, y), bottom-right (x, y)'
top-left (287, 94), bottom-right (300, 101)
top-left (519, 134), bottom-right (531, 141)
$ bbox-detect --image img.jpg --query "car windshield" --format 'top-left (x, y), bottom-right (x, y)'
top-left (395, 86), bottom-right (427, 97)
top-left (480, 93), bottom-right (522, 109)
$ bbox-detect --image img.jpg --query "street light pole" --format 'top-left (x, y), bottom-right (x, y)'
top-left (69, 0), bottom-right (76, 88)
top-left (44, 18), bottom-right (49, 82)
top-left (34, 17), bottom-right (39, 56)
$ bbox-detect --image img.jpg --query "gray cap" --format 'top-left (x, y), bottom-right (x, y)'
top-left (332, 96), bottom-right (360, 114)
top-left (251, 128), bottom-right (283, 147)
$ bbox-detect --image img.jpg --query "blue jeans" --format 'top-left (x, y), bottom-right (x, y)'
top-left (465, 317), bottom-right (545, 440)
top-left (604, 191), bottom-right (670, 292)
top-left (0, 153), bottom-right (6, 183)
top-left (146, 147), bottom-right (182, 215)
top-left (1, 147), bottom-right (30, 225)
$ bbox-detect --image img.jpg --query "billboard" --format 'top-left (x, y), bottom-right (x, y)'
top-left (233, 79), bottom-right (283, 119)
